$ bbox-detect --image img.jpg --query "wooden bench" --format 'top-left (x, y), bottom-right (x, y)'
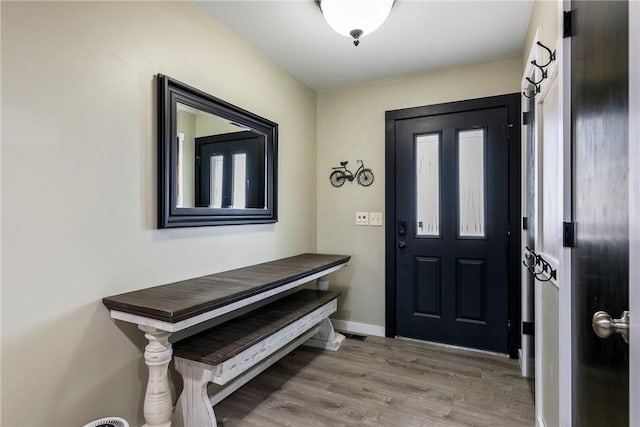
top-left (102, 253), bottom-right (349, 427)
top-left (173, 289), bottom-right (339, 427)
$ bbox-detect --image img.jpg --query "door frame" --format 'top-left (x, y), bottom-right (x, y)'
top-left (629, 0), bottom-right (639, 423)
top-left (560, 2), bottom-right (573, 424)
top-left (519, 28), bottom-right (540, 380)
top-left (524, 28), bottom-right (568, 427)
top-left (384, 93), bottom-right (522, 357)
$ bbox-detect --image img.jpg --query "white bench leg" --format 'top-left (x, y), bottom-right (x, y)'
top-left (304, 317), bottom-right (345, 351)
top-left (174, 360), bottom-right (217, 427)
top-left (304, 275), bottom-right (345, 351)
top-left (139, 326), bottom-right (173, 427)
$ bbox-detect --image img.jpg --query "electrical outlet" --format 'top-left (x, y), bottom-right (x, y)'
top-left (369, 212), bottom-right (383, 226)
top-left (355, 212), bottom-right (369, 225)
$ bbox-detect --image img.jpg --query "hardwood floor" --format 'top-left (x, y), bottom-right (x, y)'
top-left (214, 336), bottom-right (534, 426)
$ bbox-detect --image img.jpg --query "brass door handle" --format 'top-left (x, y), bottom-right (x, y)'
top-left (592, 310), bottom-right (630, 344)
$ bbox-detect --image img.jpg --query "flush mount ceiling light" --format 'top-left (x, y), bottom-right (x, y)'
top-left (318, 0), bottom-right (395, 47)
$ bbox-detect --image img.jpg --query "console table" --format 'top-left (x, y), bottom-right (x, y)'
top-left (103, 253), bottom-right (350, 427)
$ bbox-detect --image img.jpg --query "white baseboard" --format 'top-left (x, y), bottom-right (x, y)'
top-left (330, 319), bottom-right (385, 337)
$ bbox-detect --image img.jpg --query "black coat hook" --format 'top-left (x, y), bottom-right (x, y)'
top-left (522, 84), bottom-right (540, 99)
top-left (531, 41), bottom-right (556, 69)
top-left (526, 74), bottom-right (546, 87)
top-left (522, 247), bottom-right (557, 281)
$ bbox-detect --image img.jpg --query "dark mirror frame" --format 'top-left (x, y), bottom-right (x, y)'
top-left (157, 74), bottom-right (278, 228)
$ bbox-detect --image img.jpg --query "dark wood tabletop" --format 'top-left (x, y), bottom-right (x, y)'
top-left (103, 253), bottom-right (349, 323)
top-left (173, 289), bottom-right (339, 365)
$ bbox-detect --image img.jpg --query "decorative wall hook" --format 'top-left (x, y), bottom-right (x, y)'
top-left (526, 71), bottom-right (547, 87)
top-left (522, 84), bottom-right (540, 99)
top-left (531, 41), bottom-right (556, 69)
top-left (522, 41), bottom-right (556, 100)
top-left (522, 246), bottom-right (557, 282)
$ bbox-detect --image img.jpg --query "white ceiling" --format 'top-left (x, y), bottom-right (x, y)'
top-left (196, 0), bottom-right (533, 92)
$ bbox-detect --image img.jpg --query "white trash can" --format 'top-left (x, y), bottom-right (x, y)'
top-left (82, 417), bottom-right (129, 427)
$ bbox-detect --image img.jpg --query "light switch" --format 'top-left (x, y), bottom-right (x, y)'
top-left (369, 212), bottom-right (383, 226)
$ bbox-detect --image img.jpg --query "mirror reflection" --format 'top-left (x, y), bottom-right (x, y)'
top-left (176, 102), bottom-right (266, 209)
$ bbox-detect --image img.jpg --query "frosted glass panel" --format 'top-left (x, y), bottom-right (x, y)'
top-left (232, 153), bottom-right (247, 208)
top-left (415, 134), bottom-right (440, 236)
top-left (458, 129), bottom-right (485, 237)
top-left (540, 77), bottom-right (562, 259)
top-left (209, 155), bottom-right (223, 208)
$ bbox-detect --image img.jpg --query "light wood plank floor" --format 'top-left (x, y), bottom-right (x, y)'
top-left (214, 336), bottom-right (534, 427)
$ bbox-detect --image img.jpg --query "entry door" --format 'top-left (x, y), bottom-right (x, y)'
top-left (571, 1), bottom-right (629, 425)
top-left (195, 131), bottom-right (265, 209)
top-left (394, 106), bottom-right (510, 353)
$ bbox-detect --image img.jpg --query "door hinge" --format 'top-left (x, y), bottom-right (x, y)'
top-left (522, 217), bottom-right (528, 230)
top-left (563, 221), bottom-right (576, 247)
top-left (522, 111), bottom-right (531, 125)
top-left (563, 10), bottom-right (573, 38)
top-left (522, 321), bottom-right (534, 336)
top-left (508, 320), bottom-right (512, 330)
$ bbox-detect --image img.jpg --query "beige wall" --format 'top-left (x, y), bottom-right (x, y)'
top-left (316, 56), bottom-right (522, 328)
top-left (1, 2), bottom-right (317, 426)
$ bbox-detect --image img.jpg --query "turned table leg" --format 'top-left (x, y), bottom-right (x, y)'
top-left (305, 275), bottom-right (345, 351)
top-left (173, 359), bottom-right (217, 427)
top-left (139, 326), bottom-right (173, 427)
top-left (316, 276), bottom-right (330, 291)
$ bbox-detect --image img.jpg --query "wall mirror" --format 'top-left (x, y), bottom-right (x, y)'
top-left (157, 74), bottom-right (277, 227)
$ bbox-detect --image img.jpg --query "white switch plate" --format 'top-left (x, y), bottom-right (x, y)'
top-left (356, 212), bottom-right (369, 225)
top-left (369, 212), bottom-right (383, 226)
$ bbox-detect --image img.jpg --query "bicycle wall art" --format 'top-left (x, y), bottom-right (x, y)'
top-left (329, 160), bottom-right (374, 187)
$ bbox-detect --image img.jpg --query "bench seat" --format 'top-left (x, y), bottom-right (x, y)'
top-left (173, 289), bottom-right (340, 427)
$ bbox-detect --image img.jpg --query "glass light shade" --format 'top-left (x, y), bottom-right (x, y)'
top-left (320, 0), bottom-right (394, 40)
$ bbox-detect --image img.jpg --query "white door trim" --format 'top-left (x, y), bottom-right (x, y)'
top-left (534, 36), bottom-right (564, 427)
top-left (519, 27), bottom-right (540, 380)
top-left (523, 23), bottom-right (567, 425)
top-left (628, 0), bottom-right (639, 424)
top-left (559, 1), bottom-right (573, 426)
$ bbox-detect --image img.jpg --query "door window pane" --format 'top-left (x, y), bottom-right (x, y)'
top-left (415, 134), bottom-right (440, 236)
top-left (232, 153), bottom-right (247, 208)
top-left (177, 133), bottom-right (185, 207)
top-left (540, 77), bottom-right (562, 259)
top-left (458, 129), bottom-right (485, 237)
top-left (209, 155), bottom-right (223, 208)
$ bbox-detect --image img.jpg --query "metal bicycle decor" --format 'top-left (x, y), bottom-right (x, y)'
top-left (329, 160), bottom-right (374, 187)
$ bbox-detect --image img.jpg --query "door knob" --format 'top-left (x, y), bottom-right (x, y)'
top-left (592, 310), bottom-right (630, 344)
top-left (398, 241), bottom-right (407, 249)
